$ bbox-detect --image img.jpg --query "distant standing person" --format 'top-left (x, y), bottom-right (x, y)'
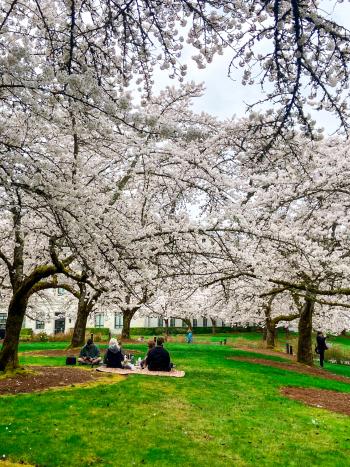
top-left (78, 338), bottom-right (102, 365)
top-left (104, 338), bottom-right (124, 368)
top-left (147, 337), bottom-right (171, 372)
top-left (316, 331), bottom-right (328, 367)
top-left (186, 328), bottom-right (193, 344)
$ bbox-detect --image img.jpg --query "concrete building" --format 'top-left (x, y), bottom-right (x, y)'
top-left (0, 288), bottom-right (225, 337)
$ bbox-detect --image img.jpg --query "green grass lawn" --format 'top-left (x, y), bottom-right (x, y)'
top-left (18, 341), bottom-right (70, 352)
top-left (330, 335), bottom-right (350, 348)
top-left (188, 331), bottom-right (264, 343)
top-left (1, 341), bottom-right (350, 466)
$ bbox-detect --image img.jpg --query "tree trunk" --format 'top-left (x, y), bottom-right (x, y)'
top-left (121, 309), bottom-right (137, 340)
top-left (0, 293), bottom-right (28, 371)
top-left (262, 326), bottom-right (267, 341)
top-left (164, 318), bottom-right (169, 337)
top-left (69, 283), bottom-right (101, 349)
top-left (70, 301), bottom-right (91, 348)
top-left (266, 320), bottom-right (276, 348)
top-left (210, 318), bottom-right (217, 334)
top-left (297, 296), bottom-right (314, 366)
top-left (182, 318), bottom-right (192, 330)
top-left (285, 326), bottom-right (290, 340)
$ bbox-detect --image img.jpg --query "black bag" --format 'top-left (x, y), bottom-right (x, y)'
top-left (66, 356), bottom-right (77, 365)
top-left (315, 346), bottom-right (320, 354)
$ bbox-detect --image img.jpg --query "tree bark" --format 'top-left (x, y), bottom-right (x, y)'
top-left (70, 302), bottom-right (91, 348)
top-left (182, 318), bottom-right (192, 330)
top-left (164, 318), bottom-right (169, 337)
top-left (69, 283), bottom-right (101, 349)
top-left (262, 326), bottom-right (267, 341)
top-left (297, 296), bottom-right (314, 366)
top-left (210, 317), bottom-right (216, 334)
top-left (121, 308), bottom-right (137, 340)
top-left (0, 293), bottom-right (28, 371)
top-left (266, 320), bottom-right (276, 348)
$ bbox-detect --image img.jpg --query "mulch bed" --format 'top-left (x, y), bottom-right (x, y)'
top-left (229, 354), bottom-right (350, 416)
top-left (232, 345), bottom-right (295, 359)
top-left (281, 387), bottom-right (350, 416)
top-left (0, 366), bottom-right (108, 395)
top-left (228, 356), bottom-right (350, 384)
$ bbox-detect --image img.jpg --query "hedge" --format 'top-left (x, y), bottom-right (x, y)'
top-left (129, 326), bottom-right (261, 336)
top-left (20, 328), bottom-right (33, 339)
top-left (86, 327), bottom-right (110, 337)
top-left (130, 327), bottom-right (186, 336)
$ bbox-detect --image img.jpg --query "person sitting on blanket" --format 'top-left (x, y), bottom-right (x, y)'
top-left (78, 338), bottom-right (102, 365)
top-left (104, 338), bottom-right (124, 368)
top-left (140, 339), bottom-right (156, 369)
top-left (146, 337), bottom-right (171, 372)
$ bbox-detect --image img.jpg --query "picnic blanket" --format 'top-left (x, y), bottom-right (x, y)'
top-left (96, 366), bottom-right (185, 378)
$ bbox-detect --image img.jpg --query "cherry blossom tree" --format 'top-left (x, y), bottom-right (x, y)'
top-left (204, 123), bottom-right (350, 364)
top-left (2, 1), bottom-right (350, 135)
top-left (0, 79), bottom-right (237, 370)
top-left (2, 0), bottom-right (350, 374)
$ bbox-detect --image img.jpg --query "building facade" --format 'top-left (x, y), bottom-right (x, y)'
top-left (0, 288), bottom-right (225, 336)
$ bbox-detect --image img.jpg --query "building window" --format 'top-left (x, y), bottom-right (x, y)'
top-left (170, 317), bottom-right (176, 327)
top-left (157, 317), bottom-right (164, 327)
top-left (144, 317), bottom-right (152, 327)
top-left (57, 287), bottom-right (65, 295)
top-left (192, 319), bottom-right (198, 328)
top-left (222, 320), bottom-right (225, 327)
top-left (95, 313), bottom-right (104, 328)
top-left (182, 320), bottom-right (187, 327)
top-left (0, 313), bottom-right (7, 328)
top-left (203, 317), bottom-right (208, 327)
top-left (114, 313), bottom-right (123, 328)
top-left (36, 320), bottom-right (45, 330)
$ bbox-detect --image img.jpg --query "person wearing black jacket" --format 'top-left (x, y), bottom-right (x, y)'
top-left (316, 331), bottom-right (328, 367)
top-left (146, 337), bottom-right (171, 372)
top-left (104, 338), bottom-right (124, 368)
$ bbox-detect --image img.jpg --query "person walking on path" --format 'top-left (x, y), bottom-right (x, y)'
top-left (186, 328), bottom-right (193, 344)
top-left (316, 331), bottom-right (328, 367)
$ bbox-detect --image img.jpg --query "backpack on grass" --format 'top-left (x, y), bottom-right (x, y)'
top-left (66, 356), bottom-right (77, 365)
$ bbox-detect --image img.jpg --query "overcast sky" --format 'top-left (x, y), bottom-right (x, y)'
top-left (152, 1), bottom-right (350, 134)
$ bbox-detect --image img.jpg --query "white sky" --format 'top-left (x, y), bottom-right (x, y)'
top-left (152, 1), bottom-right (350, 133)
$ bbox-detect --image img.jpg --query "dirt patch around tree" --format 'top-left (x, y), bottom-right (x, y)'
top-left (281, 386), bottom-right (350, 416)
top-left (228, 356), bottom-right (350, 384)
top-left (0, 366), bottom-right (121, 395)
top-left (232, 344), bottom-right (295, 360)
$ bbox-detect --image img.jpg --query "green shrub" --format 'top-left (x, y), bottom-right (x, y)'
top-left (50, 331), bottom-right (73, 342)
top-left (86, 327), bottom-right (110, 335)
top-left (129, 326), bottom-right (259, 336)
top-left (130, 327), bottom-right (186, 336)
top-left (324, 344), bottom-right (350, 364)
top-left (86, 328), bottom-right (110, 341)
top-left (32, 332), bottom-right (49, 342)
top-left (19, 328), bottom-right (33, 341)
